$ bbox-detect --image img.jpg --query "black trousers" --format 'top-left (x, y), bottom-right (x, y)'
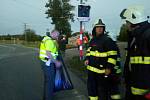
top-left (40, 61), bottom-right (55, 100)
top-left (87, 71), bottom-right (121, 100)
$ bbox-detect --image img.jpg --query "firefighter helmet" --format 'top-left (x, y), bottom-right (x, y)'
top-left (120, 5), bottom-right (148, 24)
top-left (92, 19), bottom-right (106, 37)
top-left (93, 19), bottom-right (105, 28)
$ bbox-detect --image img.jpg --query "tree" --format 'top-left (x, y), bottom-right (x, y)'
top-left (5, 34), bottom-right (11, 40)
top-left (117, 24), bottom-right (128, 41)
top-left (23, 29), bottom-right (39, 42)
top-left (45, 0), bottom-right (75, 37)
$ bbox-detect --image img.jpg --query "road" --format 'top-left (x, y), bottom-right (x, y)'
top-left (0, 44), bottom-right (88, 100)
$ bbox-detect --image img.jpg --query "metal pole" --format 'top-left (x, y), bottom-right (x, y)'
top-left (79, 22), bottom-right (84, 60)
top-left (79, 0), bottom-right (83, 60)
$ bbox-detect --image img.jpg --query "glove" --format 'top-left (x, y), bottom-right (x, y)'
top-left (54, 60), bottom-right (62, 68)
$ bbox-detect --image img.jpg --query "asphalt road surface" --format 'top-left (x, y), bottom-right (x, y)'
top-left (0, 44), bottom-right (88, 100)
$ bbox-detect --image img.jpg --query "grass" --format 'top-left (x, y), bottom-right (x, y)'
top-left (68, 56), bottom-right (87, 82)
top-left (21, 41), bottom-right (40, 48)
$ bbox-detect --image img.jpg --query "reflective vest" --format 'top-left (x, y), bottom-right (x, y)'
top-left (39, 36), bottom-right (58, 62)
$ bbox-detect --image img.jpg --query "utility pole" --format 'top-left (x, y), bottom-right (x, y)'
top-left (24, 23), bottom-right (27, 42)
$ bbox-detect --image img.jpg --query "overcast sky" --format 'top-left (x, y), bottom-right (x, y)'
top-left (0, 0), bottom-right (150, 38)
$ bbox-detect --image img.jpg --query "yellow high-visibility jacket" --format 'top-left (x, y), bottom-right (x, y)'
top-left (39, 36), bottom-right (58, 62)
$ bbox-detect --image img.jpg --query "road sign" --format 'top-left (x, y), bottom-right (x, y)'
top-left (78, 4), bottom-right (91, 22)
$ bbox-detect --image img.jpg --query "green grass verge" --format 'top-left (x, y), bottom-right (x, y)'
top-left (68, 56), bottom-right (87, 80)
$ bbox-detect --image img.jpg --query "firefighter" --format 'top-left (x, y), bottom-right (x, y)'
top-left (39, 30), bottom-right (61, 100)
top-left (58, 34), bottom-right (67, 57)
top-left (85, 19), bottom-right (121, 100)
top-left (120, 6), bottom-right (150, 100)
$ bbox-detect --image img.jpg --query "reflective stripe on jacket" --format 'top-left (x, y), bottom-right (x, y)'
top-left (87, 65), bottom-right (105, 74)
top-left (89, 96), bottom-right (98, 100)
top-left (131, 86), bottom-right (149, 95)
top-left (130, 56), bottom-right (150, 64)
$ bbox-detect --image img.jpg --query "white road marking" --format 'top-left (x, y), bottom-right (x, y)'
top-left (0, 44), bottom-right (16, 50)
top-left (0, 44), bottom-right (36, 60)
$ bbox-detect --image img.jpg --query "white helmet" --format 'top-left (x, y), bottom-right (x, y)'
top-left (120, 5), bottom-right (148, 24)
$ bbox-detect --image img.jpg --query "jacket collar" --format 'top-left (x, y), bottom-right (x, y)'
top-left (132, 21), bottom-right (150, 37)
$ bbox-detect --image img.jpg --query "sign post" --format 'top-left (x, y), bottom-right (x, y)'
top-left (77, 0), bottom-right (91, 60)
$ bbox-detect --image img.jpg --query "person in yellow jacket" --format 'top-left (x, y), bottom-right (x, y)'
top-left (39, 30), bottom-right (61, 100)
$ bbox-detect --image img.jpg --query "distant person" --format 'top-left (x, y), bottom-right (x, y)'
top-left (83, 35), bottom-right (89, 50)
top-left (120, 6), bottom-right (150, 100)
top-left (76, 36), bottom-right (81, 50)
top-left (84, 19), bottom-right (121, 100)
top-left (39, 30), bottom-right (61, 100)
top-left (58, 34), bottom-right (67, 57)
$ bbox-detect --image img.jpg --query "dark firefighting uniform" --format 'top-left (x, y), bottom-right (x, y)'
top-left (86, 33), bottom-right (121, 100)
top-left (124, 21), bottom-right (150, 100)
